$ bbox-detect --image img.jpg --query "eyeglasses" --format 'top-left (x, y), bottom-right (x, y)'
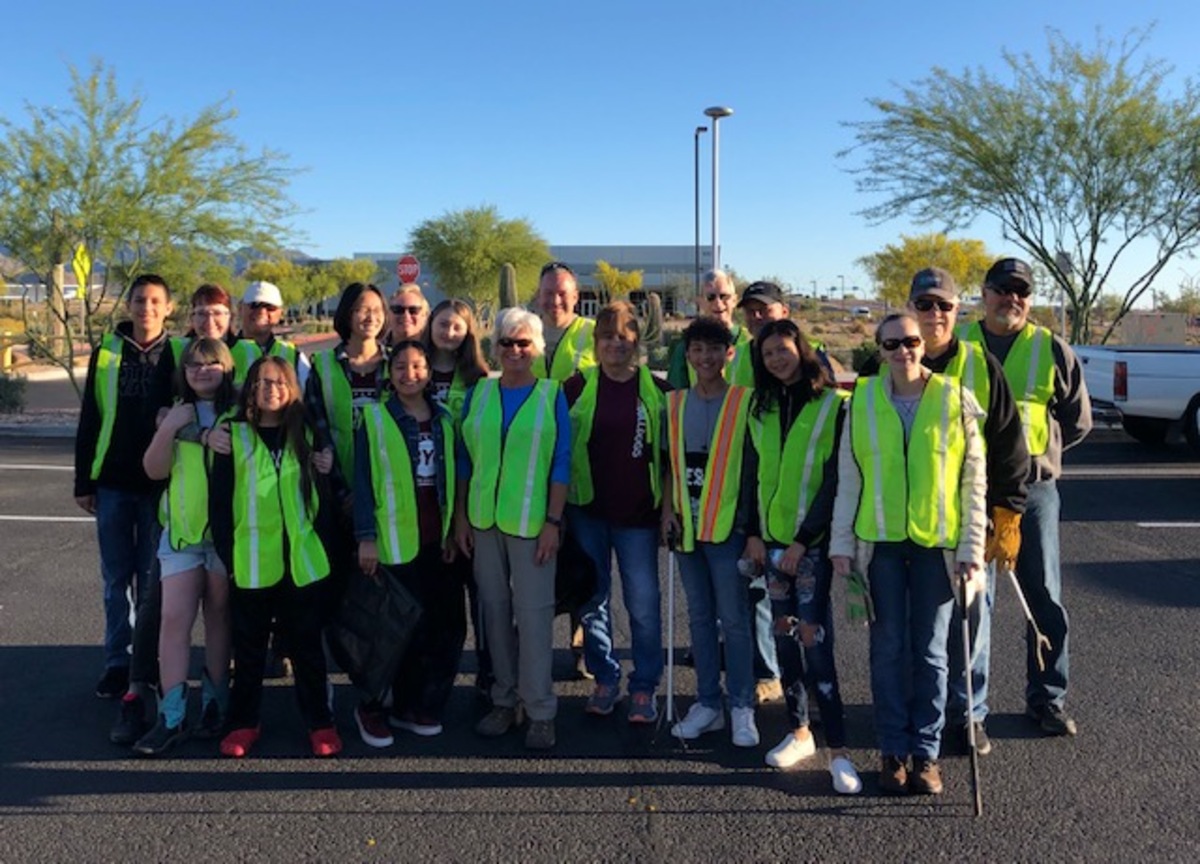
top-left (254, 378), bottom-right (289, 391)
top-left (987, 283), bottom-right (1031, 298)
top-left (539, 261), bottom-right (575, 277)
top-left (192, 309), bottom-right (230, 319)
top-left (390, 304), bottom-right (423, 317)
top-left (706, 292), bottom-right (735, 303)
top-left (184, 360), bottom-right (224, 370)
top-left (248, 302), bottom-right (279, 311)
top-left (497, 338), bottom-right (533, 349)
top-left (880, 335), bottom-right (923, 351)
top-left (913, 298), bottom-right (956, 313)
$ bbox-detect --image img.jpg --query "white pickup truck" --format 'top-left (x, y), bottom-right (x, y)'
top-left (1073, 344), bottom-right (1200, 451)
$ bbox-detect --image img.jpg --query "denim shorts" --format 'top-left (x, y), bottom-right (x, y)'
top-left (157, 532), bottom-right (227, 578)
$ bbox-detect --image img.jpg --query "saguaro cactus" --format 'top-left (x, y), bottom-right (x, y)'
top-left (498, 262), bottom-right (519, 310)
top-left (643, 291), bottom-right (664, 346)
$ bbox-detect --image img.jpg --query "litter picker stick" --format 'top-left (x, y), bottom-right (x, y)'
top-left (960, 569), bottom-right (983, 818)
top-left (1004, 568), bottom-right (1051, 672)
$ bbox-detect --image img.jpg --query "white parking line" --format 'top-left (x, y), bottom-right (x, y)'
top-left (1065, 467), bottom-right (1200, 478)
top-left (0, 463), bottom-right (73, 471)
top-left (1137, 522), bottom-right (1200, 529)
top-left (0, 515), bottom-right (94, 522)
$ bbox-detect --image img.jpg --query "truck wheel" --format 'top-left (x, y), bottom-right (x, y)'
top-left (1121, 416), bottom-right (1168, 446)
top-left (1184, 395), bottom-right (1200, 453)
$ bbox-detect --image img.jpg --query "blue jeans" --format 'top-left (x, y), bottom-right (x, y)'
top-left (94, 486), bottom-right (160, 669)
top-left (947, 563), bottom-right (995, 724)
top-left (1018, 480), bottom-right (1070, 710)
top-left (750, 575), bottom-right (781, 680)
top-left (571, 507), bottom-right (663, 695)
top-left (767, 547), bottom-right (847, 747)
top-left (867, 540), bottom-right (955, 760)
top-left (675, 534), bottom-right (754, 710)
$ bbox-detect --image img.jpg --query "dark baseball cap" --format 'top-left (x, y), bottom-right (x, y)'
top-left (909, 267), bottom-right (958, 302)
top-left (737, 281), bottom-right (785, 307)
top-left (985, 257), bottom-right (1033, 288)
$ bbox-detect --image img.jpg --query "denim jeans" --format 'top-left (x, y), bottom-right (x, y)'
top-left (94, 486), bottom-right (161, 670)
top-left (675, 534), bottom-right (754, 710)
top-left (750, 575), bottom-right (781, 680)
top-left (947, 563), bottom-right (995, 724)
top-left (571, 506), bottom-right (663, 695)
top-left (767, 547), bottom-right (847, 748)
top-left (1018, 479), bottom-right (1070, 710)
top-left (867, 540), bottom-right (955, 760)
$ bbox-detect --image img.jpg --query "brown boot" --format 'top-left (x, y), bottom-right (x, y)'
top-left (909, 757), bottom-right (944, 795)
top-left (879, 755), bottom-right (909, 795)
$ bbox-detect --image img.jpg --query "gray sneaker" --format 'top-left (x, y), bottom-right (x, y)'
top-left (525, 719), bottom-right (556, 750)
top-left (474, 706), bottom-right (517, 738)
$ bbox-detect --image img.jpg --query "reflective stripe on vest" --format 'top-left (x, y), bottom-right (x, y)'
top-left (536, 316), bottom-right (596, 381)
top-left (667, 385), bottom-right (750, 552)
top-left (849, 374), bottom-right (965, 549)
top-left (230, 422), bottom-right (329, 589)
top-left (90, 334), bottom-right (123, 480)
top-left (567, 366), bottom-right (663, 507)
top-left (313, 349), bottom-right (386, 481)
top-left (361, 403), bottom-right (455, 564)
top-left (463, 379), bottom-right (558, 538)
top-left (749, 388), bottom-right (846, 545)
top-left (961, 322), bottom-right (1054, 456)
top-left (233, 339), bottom-right (299, 386)
top-left (158, 406), bottom-right (234, 549)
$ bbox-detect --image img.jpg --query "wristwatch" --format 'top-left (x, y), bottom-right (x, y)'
top-left (545, 514), bottom-right (563, 528)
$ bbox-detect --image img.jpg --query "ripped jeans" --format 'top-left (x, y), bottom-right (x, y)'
top-left (767, 545), bottom-right (847, 748)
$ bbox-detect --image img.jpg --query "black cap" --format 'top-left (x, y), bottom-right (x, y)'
top-left (985, 257), bottom-right (1033, 288)
top-left (909, 267), bottom-right (958, 302)
top-left (737, 281), bottom-right (785, 307)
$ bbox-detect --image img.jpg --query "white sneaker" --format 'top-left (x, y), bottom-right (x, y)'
top-left (730, 706), bottom-right (759, 748)
top-left (830, 754), bottom-right (863, 795)
top-left (671, 703), bottom-right (725, 740)
top-left (765, 731), bottom-right (817, 768)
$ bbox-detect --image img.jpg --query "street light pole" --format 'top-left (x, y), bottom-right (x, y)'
top-left (694, 126), bottom-right (708, 295)
top-left (704, 106), bottom-right (733, 272)
top-left (838, 274), bottom-right (846, 309)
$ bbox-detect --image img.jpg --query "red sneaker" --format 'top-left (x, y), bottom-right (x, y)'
top-left (310, 726), bottom-right (342, 757)
top-left (219, 726), bottom-right (261, 758)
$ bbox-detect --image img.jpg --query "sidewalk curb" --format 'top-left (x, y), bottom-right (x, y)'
top-left (0, 425), bottom-right (75, 439)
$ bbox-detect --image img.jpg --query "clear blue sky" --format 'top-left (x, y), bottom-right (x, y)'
top-left (4, 0), bottom-right (1198, 299)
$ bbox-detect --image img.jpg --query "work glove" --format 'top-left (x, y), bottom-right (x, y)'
top-left (985, 506), bottom-right (1022, 573)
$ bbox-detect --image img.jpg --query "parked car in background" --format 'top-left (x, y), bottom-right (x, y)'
top-left (1074, 344), bottom-right (1200, 451)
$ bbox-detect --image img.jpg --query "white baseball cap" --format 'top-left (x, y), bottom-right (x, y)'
top-left (242, 281), bottom-right (283, 308)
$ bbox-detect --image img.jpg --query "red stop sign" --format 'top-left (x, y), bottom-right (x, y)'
top-left (396, 254), bottom-right (421, 284)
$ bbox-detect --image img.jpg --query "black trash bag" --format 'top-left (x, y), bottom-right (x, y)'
top-left (326, 565), bottom-right (423, 702)
top-left (555, 529), bottom-right (597, 617)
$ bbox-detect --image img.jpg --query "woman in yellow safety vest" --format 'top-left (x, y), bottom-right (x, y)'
top-left (830, 312), bottom-right (987, 797)
top-left (132, 337), bottom-right (238, 757)
top-left (209, 356), bottom-right (341, 759)
top-left (422, 298), bottom-right (492, 697)
top-left (740, 318), bottom-right (860, 795)
top-left (661, 317), bottom-right (758, 749)
top-left (454, 308), bottom-right (571, 751)
top-left (349, 340), bottom-right (462, 747)
top-left (563, 301), bottom-right (672, 724)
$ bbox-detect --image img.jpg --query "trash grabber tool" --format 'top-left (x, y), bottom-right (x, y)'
top-left (1004, 568), bottom-right (1051, 672)
top-left (657, 527), bottom-right (687, 749)
top-left (960, 568), bottom-right (983, 818)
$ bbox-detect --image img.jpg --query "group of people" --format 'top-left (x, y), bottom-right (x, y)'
top-left (76, 254), bottom-right (1090, 797)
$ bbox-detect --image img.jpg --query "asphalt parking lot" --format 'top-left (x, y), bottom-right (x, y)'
top-left (1, 430), bottom-right (1198, 862)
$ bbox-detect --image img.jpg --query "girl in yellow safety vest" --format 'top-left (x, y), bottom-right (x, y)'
top-left (829, 313), bottom-right (987, 797)
top-left (349, 340), bottom-right (462, 745)
top-left (133, 337), bottom-right (237, 756)
top-left (209, 357), bottom-right (341, 759)
top-left (740, 319), bottom-right (861, 794)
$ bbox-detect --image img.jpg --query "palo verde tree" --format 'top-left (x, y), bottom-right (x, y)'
top-left (592, 259), bottom-right (644, 306)
top-left (857, 233), bottom-right (993, 307)
top-left (842, 28), bottom-right (1200, 343)
top-left (408, 205), bottom-right (549, 324)
top-left (0, 61), bottom-right (296, 393)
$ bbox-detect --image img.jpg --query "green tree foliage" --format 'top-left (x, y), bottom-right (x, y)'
top-left (408, 205), bottom-right (549, 323)
top-left (593, 259), bottom-right (644, 306)
top-left (843, 28), bottom-right (1200, 343)
top-left (0, 61), bottom-right (296, 392)
top-left (242, 258), bottom-right (380, 316)
top-left (857, 233), bottom-right (993, 306)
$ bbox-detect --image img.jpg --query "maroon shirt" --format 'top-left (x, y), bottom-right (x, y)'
top-left (564, 369), bottom-right (672, 528)
top-left (414, 419), bottom-right (442, 546)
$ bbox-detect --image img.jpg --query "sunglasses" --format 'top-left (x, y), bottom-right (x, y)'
top-left (987, 283), bottom-right (1031, 298)
top-left (497, 338), bottom-right (533, 349)
top-left (539, 261), bottom-right (575, 277)
top-left (248, 302), bottom-right (278, 311)
top-left (880, 335), bottom-right (923, 351)
top-left (184, 360), bottom-right (225, 370)
top-left (390, 304), bottom-right (423, 316)
top-left (706, 292), bottom-right (735, 303)
top-left (913, 298), bottom-right (956, 313)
